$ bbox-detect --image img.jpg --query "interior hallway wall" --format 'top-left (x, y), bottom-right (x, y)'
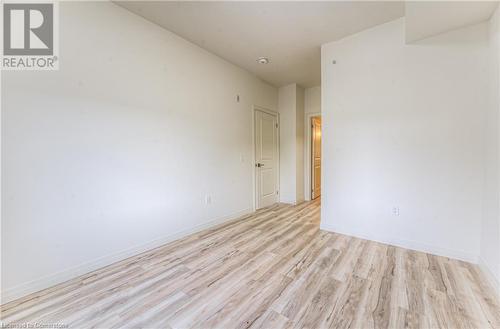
top-left (278, 83), bottom-right (304, 204)
top-left (305, 86), bottom-right (321, 115)
top-left (296, 87), bottom-right (305, 202)
top-left (304, 86), bottom-right (321, 200)
top-left (1, 1), bottom-right (278, 302)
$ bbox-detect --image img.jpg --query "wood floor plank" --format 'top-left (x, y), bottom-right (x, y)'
top-left (249, 309), bottom-right (291, 329)
top-left (1, 200), bottom-right (498, 329)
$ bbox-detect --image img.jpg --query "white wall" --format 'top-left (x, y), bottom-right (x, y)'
top-left (305, 86), bottom-right (321, 115)
top-left (278, 83), bottom-right (304, 204)
top-left (296, 87), bottom-right (305, 202)
top-left (1, 2), bottom-right (277, 302)
top-left (279, 84), bottom-right (297, 204)
top-left (480, 6), bottom-right (500, 293)
top-left (321, 18), bottom-right (490, 262)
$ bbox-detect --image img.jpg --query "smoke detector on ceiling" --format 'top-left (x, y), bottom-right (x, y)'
top-left (256, 57), bottom-right (270, 64)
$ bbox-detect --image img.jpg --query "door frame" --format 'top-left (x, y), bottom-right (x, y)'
top-left (304, 112), bottom-right (321, 201)
top-left (252, 105), bottom-right (280, 211)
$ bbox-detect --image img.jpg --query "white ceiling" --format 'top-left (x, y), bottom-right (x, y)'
top-left (405, 1), bottom-right (499, 43)
top-left (117, 1), bottom-right (499, 88)
top-left (117, 1), bottom-right (405, 88)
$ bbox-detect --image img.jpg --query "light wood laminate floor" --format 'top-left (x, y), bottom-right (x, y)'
top-left (1, 200), bottom-right (499, 329)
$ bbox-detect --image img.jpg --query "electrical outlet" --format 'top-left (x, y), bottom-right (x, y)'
top-left (392, 206), bottom-right (400, 216)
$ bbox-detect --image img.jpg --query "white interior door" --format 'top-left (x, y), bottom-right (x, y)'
top-left (255, 109), bottom-right (278, 209)
top-left (311, 117), bottom-right (321, 199)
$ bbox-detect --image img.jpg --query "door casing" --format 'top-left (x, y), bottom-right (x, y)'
top-left (304, 112), bottom-right (321, 201)
top-left (311, 116), bottom-right (321, 199)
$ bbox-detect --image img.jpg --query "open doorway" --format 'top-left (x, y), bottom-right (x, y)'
top-left (311, 116), bottom-right (321, 199)
top-left (305, 114), bottom-right (321, 201)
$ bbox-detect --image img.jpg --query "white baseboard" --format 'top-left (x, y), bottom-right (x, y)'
top-left (478, 256), bottom-right (500, 298)
top-left (1, 208), bottom-right (252, 304)
top-left (279, 199), bottom-right (305, 206)
top-left (320, 224), bottom-right (478, 264)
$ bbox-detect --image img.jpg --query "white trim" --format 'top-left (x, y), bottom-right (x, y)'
top-left (478, 256), bottom-right (500, 298)
top-left (279, 199), bottom-right (303, 206)
top-left (252, 105), bottom-right (280, 210)
top-left (320, 223), bottom-right (478, 264)
top-left (304, 112), bottom-right (321, 201)
top-left (1, 207), bottom-right (252, 304)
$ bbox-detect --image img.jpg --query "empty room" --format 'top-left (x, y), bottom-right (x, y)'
top-left (1, 1), bottom-right (500, 328)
